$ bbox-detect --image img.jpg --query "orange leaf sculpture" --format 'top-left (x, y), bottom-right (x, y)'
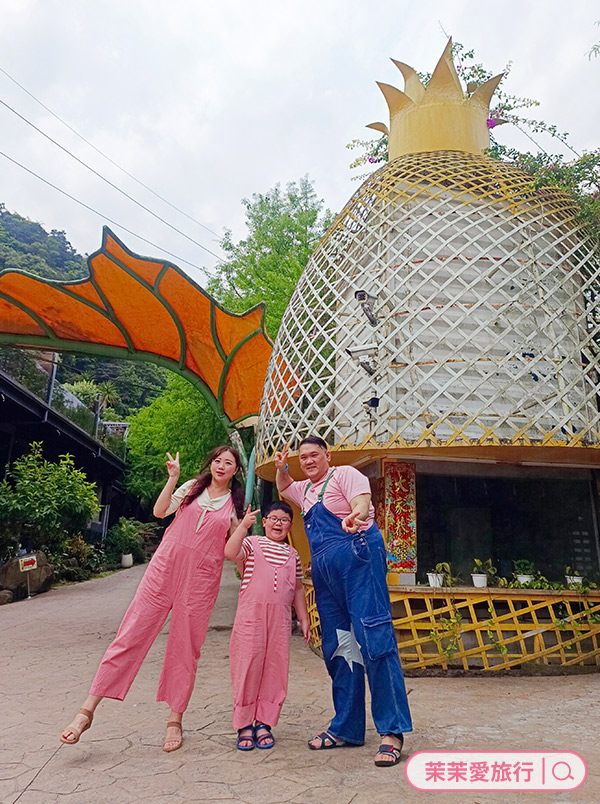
top-left (0, 227), bottom-right (273, 427)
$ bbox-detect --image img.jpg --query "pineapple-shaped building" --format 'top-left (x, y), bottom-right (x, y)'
top-left (256, 42), bottom-right (600, 593)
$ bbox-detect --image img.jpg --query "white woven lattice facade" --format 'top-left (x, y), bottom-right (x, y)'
top-left (256, 152), bottom-right (600, 464)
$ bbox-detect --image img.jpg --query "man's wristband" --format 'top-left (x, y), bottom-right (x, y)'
top-left (277, 464), bottom-right (289, 472)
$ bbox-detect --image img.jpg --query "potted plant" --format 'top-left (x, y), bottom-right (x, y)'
top-left (565, 566), bottom-right (584, 586)
top-left (513, 559), bottom-right (536, 584)
top-left (120, 552), bottom-right (134, 568)
top-left (105, 518), bottom-right (146, 568)
top-left (427, 562), bottom-right (450, 588)
top-left (472, 558), bottom-right (496, 588)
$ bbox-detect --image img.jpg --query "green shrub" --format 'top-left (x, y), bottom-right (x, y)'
top-left (0, 478), bottom-right (20, 562)
top-left (61, 565), bottom-right (93, 582)
top-left (104, 518), bottom-right (148, 565)
top-left (47, 534), bottom-right (106, 582)
top-left (64, 532), bottom-right (94, 565)
top-left (0, 442), bottom-right (100, 556)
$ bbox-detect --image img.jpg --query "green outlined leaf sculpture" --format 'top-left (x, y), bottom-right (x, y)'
top-left (0, 227), bottom-right (273, 426)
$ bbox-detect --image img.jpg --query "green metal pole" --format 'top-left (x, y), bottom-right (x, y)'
top-left (244, 446), bottom-right (256, 507)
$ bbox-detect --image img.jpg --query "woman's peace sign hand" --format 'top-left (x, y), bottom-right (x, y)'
top-left (166, 451), bottom-right (180, 479)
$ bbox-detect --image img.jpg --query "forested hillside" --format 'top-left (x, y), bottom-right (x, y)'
top-left (0, 204), bottom-right (88, 279)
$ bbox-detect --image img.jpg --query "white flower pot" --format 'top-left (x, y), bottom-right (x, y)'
top-left (121, 553), bottom-right (133, 568)
top-left (565, 575), bottom-right (583, 586)
top-left (427, 572), bottom-right (444, 588)
top-left (471, 573), bottom-right (488, 588)
top-left (515, 574), bottom-right (532, 584)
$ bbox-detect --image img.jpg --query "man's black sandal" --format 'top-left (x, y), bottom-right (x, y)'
top-left (374, 735), bottom-right (404, 767)
top-left (308, 730), bottom-right (347, 750)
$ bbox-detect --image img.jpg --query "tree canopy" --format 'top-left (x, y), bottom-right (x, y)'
top-left (208, 176), bottom-right (333, 337)
top-left (57, 355), bottom-right (167, 419)
top-left (125, 374), bottom-right (229, 505)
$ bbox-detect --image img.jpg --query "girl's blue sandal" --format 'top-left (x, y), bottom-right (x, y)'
top-left (254, 723), bottom-right (274, 749)
top-left (237, 726), bottom-right (255, 751)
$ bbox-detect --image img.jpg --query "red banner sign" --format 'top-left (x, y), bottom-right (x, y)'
top-left (384, 462), bottom-right (417, 572)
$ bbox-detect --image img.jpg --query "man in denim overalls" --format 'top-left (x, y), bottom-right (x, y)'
top-left (275, 436), bottom-right (412, 767)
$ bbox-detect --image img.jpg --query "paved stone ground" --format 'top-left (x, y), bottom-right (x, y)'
top-left (1, 564), bottom-right (598, 804)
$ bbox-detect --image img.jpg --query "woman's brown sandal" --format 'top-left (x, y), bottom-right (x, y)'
top-left (162, 721), bottom-right (183, 752)
top-left (60, 708), bottom-right (94, 745)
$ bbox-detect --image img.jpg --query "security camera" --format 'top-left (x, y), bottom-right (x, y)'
top-left (345, 345), bottom-right (378, 359)
top-left (345, 346), bottom-right (377, 376)
top-left (363, 397), bottom-right (380, 409)
top-left (354, 290), bottom-right (376, 304)
top-left (354, 290), bottom-right (378, 326)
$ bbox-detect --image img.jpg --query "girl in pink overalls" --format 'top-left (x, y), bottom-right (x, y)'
top-left (60, 446), bottom-right (244, 752)
top-left (225, 501), bottom-right (310, 750)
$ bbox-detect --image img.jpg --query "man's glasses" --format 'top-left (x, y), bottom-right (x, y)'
top-left (265, 516), bottom-right (292, 525)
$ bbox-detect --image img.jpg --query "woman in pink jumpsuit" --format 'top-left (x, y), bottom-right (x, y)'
top-left (60, 446), bottom-right (244, 752)
top-left (225, 501), bottom-right (310, 750)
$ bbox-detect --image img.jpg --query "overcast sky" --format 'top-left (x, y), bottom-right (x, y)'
top-left (0, 0), bottom-right (598, 284)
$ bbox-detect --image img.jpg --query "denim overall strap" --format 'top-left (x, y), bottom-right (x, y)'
top-left (305, 497), bottom-right (413, 745)
top-left (302, 468), bottom-right (336, 516)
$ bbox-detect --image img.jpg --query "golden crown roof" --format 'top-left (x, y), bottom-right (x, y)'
top-left (369, 39), bottom-right (503, 159)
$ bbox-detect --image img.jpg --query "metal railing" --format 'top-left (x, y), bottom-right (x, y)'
top-left (0, 348), bottom-right (126, 459)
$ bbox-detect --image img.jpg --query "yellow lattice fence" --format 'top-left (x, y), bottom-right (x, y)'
top-left (304, 581), bottom-right (322, 652)
top-left (303, 582), bottom-right (600, 671)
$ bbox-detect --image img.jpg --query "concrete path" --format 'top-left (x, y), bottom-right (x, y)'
top-left (1, 564), bottom-right (598, 804)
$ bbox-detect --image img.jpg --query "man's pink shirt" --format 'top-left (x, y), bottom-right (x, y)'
top-left (282, 465), bottom-right (375, 529)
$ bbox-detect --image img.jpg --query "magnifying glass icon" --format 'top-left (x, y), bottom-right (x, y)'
top-left (552, 762), bottom-right (574, 781)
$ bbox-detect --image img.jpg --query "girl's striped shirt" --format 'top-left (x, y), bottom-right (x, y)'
top-left (239, 536), bottom-right (303, 592)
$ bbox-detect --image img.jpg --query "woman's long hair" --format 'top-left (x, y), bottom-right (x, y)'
top-left (181, 445), bottom-right (245, 518)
